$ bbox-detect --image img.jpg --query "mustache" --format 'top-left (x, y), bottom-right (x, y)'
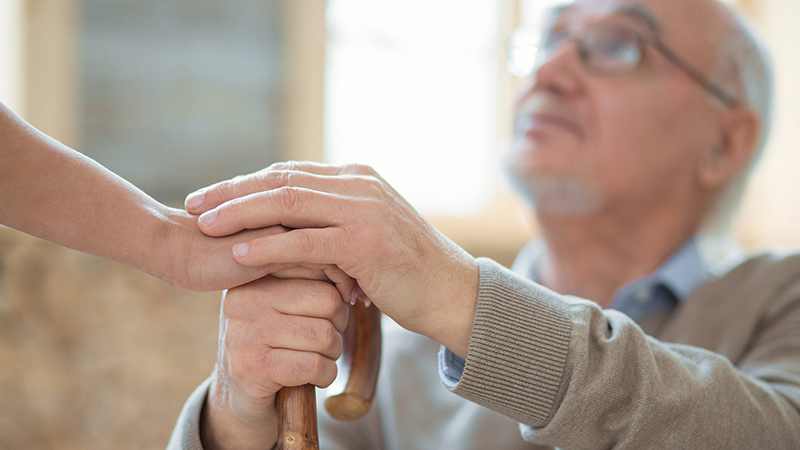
top-left (514, 96), bottom-right (584, 136)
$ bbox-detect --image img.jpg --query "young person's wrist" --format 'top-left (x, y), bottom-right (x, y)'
top-left (156, 206), bottom-right (199, 290)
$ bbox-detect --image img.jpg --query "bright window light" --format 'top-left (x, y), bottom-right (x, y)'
top-left (0, 0), bottom-right (24, 113)
top-left (324, 0), bottom-right (502, 216)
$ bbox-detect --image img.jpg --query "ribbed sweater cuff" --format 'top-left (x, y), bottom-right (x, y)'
top-left (451, 258), bottom-right (572, 427)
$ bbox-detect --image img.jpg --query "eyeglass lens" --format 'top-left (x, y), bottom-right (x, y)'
top-left (534, 26), bottom-right (644, 75)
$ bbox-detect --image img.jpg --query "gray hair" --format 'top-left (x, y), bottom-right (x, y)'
top-left (701, 12), bottom-right (774, 238)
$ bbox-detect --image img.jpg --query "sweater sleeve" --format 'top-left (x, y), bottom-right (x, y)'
top-left (446, 257), bottom-right (800, 449)
top-left (167, 376), bottom-right (212, 450)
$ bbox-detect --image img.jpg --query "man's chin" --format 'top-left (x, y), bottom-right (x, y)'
top-left (506, 168), bottom-right (604, 217)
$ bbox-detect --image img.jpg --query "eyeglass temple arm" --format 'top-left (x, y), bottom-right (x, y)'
top-left (651, 39), bottom-right (740, 108)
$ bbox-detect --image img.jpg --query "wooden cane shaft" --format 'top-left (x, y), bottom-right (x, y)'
top-left (324, 301), bottom-right (382, 421)
top-left (276, 301), bottom-right (382, 449)
top-left (276, 384), bottom-right (319, 450)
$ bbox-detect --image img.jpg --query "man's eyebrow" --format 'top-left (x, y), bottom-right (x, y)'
top-left (613, 3), bottom-right (662, 34)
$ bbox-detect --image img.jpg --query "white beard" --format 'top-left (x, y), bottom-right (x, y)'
top-left (506, 165), bottom-right (604, 216)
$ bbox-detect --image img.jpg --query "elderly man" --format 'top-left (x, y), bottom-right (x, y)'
top-left (170, 0), bottom-right (800, 448)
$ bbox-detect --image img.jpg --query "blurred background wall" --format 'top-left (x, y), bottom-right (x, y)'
top-left (0, 0), bottom-right (797, 448)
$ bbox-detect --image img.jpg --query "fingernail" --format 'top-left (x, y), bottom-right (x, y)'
top-left (185, 190), bottom-right (205, 209)
top-left (350, 290), bottom-right (358, 306)
top-left (232, 242), bottom-right (250, 258)
top-left (199, 210), bottom-right (217, 227)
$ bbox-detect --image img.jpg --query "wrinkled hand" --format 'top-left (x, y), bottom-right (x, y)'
top-left (201, 275), bottom-right (349, 450)
top-left (185, 162), bottom-right (479, 357)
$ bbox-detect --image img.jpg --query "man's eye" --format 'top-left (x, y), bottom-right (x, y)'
top-left (604, 40), bottom-right (639, 64)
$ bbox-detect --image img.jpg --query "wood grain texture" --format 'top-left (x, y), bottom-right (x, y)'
top-left (276, 384), bottom-right (319, 450)
top-left (275, 301), bottom-right (382, 448)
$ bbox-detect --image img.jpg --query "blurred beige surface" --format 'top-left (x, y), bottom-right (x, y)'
top-left (0, 226), bottom-right (220, 449)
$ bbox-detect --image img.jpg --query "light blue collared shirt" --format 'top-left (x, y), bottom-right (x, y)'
top-left (440, 237), bottom-right (716, 388)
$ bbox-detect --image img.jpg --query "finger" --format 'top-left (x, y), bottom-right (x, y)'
top-left (228, 276), bottom-right (349, 333)
top-left (232, 228), bottom-right (351, 269)
top-left (198, 187), bottom-right (352, 237)
top-left (324, 265), bottom-right (361, 306)
top-left (270, 264), bottom-right (360, 309)
top-left (185, 162), bottom-right (377, 214)
top-left (270, 279), bottom-right (350, 333)
top-left (269, 265), bottom-right (330, 281)
top-left (268, 315), bottom-right (343, 360)
top-left (263, 348), bottom-right (339, 389)
top-left (234, 348), bottom-right (339, 390)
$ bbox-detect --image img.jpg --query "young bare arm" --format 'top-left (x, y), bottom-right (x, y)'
top-left (0, 101), bottom-right (291, 291)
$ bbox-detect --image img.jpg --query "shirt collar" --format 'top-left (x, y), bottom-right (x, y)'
top-left (511, 236), bottom-right (720, 304)
top-left (648, 237), bottom-right (713, 304)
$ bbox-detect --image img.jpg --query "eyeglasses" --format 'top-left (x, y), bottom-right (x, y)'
top-left (507, 24), bottom-right (741, 109)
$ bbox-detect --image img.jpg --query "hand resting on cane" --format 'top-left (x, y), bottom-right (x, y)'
top-left (200, 269), bottom-right (352, 450)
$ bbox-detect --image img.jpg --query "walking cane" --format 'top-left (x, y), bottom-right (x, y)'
top-left (276, 300), bottom-right (382, 449)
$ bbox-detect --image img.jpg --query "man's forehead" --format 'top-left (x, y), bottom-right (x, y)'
top-left (549, 0), bottom-right (662, 33)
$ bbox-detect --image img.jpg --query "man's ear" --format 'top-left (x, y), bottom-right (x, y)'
top-left (697, 107), bottom-right (760, 189)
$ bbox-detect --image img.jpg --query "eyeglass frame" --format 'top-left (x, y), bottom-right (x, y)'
top-left (509, 23), bottom-right (741, 109)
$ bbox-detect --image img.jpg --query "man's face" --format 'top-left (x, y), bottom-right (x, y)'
top-left (509, 0), bottom-right (727, 217)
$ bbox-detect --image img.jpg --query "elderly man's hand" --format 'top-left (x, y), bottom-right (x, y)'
top-left (201, 275), bottom-right (349, 450)
top-left (185, 162), bottom-right (479, 357)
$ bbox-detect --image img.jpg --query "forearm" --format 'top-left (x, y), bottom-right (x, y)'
top-left (449, 258), bottom-right (800, 449)
top-left (0, 102), bottom-right (182, 281)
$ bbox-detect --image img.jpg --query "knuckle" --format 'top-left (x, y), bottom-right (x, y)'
top-left (290, 358), bottom-right (313, 383)
top-left (230, 348), bottom-right (262, 381)
top-left (294, 230), bottom-right (316, 254)
top-left (214, 179), bottom-right (236, 200)
top-left (272, 160), bottom-right (300, 172)
top-left (346, 163), bottom-right (376, 175)
top-left (263, 170), bottom-right (294, 190)
top-left (252, 170), bottom-right (273, 190)
top-left (325, 283), bottom-right (342, 312)
top-left (307, 353), bottom-right (327, 379)
top-left (366, 176), bottom-right (384, 195)
top-left (363, 164), bottom-right (378, 176)
top-left (318, 360), bottom-right (338, 388)
top-left (273, 186), bottom-right (300, 211)
top-left (277, 170), bottom-right (294, 189)
top-left (294, 321), bottom-right (319, 343)
top-left (269, 161), bottom-right (290, 171)
top-left (328, 326), bottom-right (344, 359)
top-left (319, 322), bottom-right (338, 349)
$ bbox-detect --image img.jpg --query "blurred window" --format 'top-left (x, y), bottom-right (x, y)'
top-left (81, 0), bottom-right (284, 204)
top-left (0, 0), bottom-right (24, 112)
top-left (324, 0), bottom-right (503, 216)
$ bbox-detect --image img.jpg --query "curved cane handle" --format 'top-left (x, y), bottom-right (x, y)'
top-left (276, 302), bottom-right (382, 449)
top-left (324, 301), bottom-right (382, 420)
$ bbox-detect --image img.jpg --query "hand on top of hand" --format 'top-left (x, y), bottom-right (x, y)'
top-left (185, 161), bottom-right (479, 357)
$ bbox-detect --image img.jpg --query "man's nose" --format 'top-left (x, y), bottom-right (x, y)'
top-left (528, 41), bottom-right (584, 99)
